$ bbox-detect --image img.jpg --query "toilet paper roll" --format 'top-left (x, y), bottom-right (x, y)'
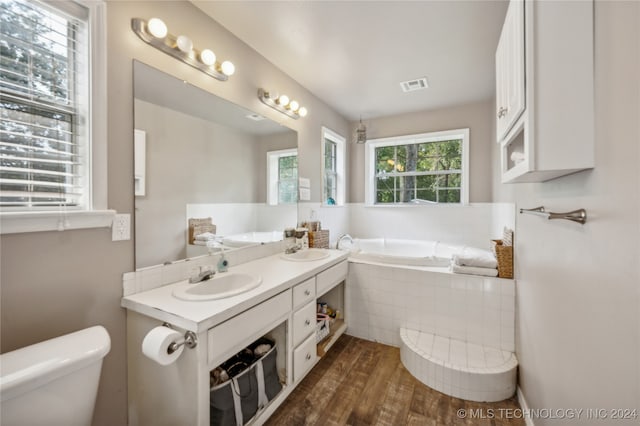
top-left (142, 326), bottom-right (184, 366)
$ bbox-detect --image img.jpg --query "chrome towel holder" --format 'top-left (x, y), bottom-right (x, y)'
top-left (162, 323), bottom-right (198, 354)
top-left (519, 206), bottom-right (587, 225)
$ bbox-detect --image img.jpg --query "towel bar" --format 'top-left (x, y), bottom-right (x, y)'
top-left (519, 206), bottom-right (587, 225)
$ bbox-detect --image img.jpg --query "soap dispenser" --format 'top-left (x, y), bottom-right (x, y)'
top-left (217, 248), bottom-right (229, 273)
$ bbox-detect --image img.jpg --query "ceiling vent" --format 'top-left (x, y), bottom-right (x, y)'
top-left (400, 77), bottom-right (429, 93)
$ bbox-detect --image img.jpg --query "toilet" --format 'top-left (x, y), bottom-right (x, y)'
top-left (0, 325), bottom-right (111, 426)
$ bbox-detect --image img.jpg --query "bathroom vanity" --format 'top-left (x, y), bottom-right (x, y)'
top-left (122, 249), bottom-right (348, 426)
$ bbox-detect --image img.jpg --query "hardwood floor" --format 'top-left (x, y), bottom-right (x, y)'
top-left (265, 335), bottom-right (525, 426)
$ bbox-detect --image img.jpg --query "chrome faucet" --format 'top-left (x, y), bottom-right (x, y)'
top-left (189, 267), bottom-right (215, 284)
top-left (336, 233), bottom-right (354, 250)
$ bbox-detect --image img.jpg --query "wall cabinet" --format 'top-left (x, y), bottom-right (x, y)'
top-left (496, 0), bottom-right (594, 183)
top-left (495, 0), bottom-right (525, 142)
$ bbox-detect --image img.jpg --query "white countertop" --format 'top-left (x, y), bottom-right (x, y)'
top-left (121, 249), bottom-right (349, 333)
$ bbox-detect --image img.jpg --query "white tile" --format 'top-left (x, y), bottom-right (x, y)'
top-left (450, 339), bottom-right (467, 368)
top-left (417, 331), bottom-right (434, 353)
top-left (483, 278), bottom-right (500, 293)
top-left (122, 278), bottom-right (136, 296)
top-left (484, 293), bottom-right (501, 312)
top-left (451, 275), bottom-right (467, 290)
top-left (467, 278), bottom-right (484, 292)
top-left (501, 294), bottom-right (515, 312)
top-left (484, 347), bottom-right (506, 368)
top-left (500, 280), bottom-right (516, 296)
top-left (432, 335), bottom-right (450, 362)
top-left (467, 343), bottom-right (486, 368)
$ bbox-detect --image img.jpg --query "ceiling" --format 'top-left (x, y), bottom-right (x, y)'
top-left (192, 0), bottom-right (508, 121)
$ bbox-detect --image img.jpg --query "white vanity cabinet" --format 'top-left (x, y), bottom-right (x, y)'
top-left (123, 251), bottom-right (349, 426)
top-left (496, 0), bottom-right (594, 183)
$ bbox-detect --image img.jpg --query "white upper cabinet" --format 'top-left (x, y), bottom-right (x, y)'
top-left (495, 0), bottom-right (525, 142)
top-left (496, 0), bottom-right (595, 183)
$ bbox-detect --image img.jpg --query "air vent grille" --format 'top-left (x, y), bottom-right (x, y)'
top-left (400, 77), bottom-right (429, 93)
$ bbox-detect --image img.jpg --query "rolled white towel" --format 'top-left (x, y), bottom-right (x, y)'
top-left (450, 263), bottom-right (498, 277)
top-left (510, 151), bottom-right (525, 165)
top-left (195, 232), bottom-right (216, 241)
top-left (452, 246), bottom-right (498, 269)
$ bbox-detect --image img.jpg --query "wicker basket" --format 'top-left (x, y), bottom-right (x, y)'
top-left (309, 230), bottom-right (330, 249)
top-left (492, 239), bottom-right (513, 279)
top-left (188, 218), bottom-right (216, 244)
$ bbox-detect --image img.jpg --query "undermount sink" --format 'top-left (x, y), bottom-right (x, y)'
top-left (280, 249), bottom-right (330, 262)
top-left (172, 272), bottom-right (262, 301)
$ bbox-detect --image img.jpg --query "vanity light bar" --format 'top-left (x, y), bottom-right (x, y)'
top-left (131, 18), bottom-right (234, 82)
top-left (258, 88), bottom-right (308, 120)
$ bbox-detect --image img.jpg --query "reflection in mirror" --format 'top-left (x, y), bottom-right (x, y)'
top-left (133, 61), bottom-right (298, 269)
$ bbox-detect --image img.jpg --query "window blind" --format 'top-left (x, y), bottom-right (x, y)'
top-left (0, 0), bottom-right (89, 209)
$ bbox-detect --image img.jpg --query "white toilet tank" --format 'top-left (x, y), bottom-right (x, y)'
top-left (0, 325), bottom-right (111, 426)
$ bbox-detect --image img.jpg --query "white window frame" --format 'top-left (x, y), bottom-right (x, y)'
top-left (364, 128), bottom-right (469, 206)
top-left (320, 127), bottom-right (345, 206)
top-left (266, 148), bottom-right (298, 206)
top-left (0, 0), bottom-right (113, 234)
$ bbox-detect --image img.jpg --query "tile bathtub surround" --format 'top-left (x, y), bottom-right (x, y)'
top-left (122, 240), bottom-right (287, 296)
top-left (400, 328), bottom-right (518, 402)
top-left (345, 261), bottom-right (516, 352)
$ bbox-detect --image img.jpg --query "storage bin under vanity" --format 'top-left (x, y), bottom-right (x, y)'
top-left (210, 337), bottom-right (282, 426)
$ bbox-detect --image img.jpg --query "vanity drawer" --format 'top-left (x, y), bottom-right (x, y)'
top-left (292, 301), bottom-right (316, 348)
top-left (316, 260), bottom-right (348, 297)
top-left (292, 277), bottom-right (316, 310)
top-left (293, 333), bottom-right (317, 383)
top-left (207, 289), bottom-right (291, 366)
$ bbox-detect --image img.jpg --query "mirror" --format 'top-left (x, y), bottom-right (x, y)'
top-left (133, 61), bottom-right (298, 269)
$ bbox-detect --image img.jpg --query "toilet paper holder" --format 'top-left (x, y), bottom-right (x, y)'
top-left (162, 323), bottom-right (198, 354)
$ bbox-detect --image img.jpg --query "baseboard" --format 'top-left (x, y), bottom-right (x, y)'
top-left (516, 386), bottom-right (535, 426)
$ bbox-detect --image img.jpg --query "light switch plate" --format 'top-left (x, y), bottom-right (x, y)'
top-left (112, 213), bottom-right (131, 241)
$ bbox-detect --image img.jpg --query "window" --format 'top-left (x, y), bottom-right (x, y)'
top-left (0, 0), bottom-right (110, 233)
top-left (267, 149), bottom-right (298, 205)
top-left (321, 127), bottom-right (345, 205)
top-left (365, 129), bottom-right (469, 205)
top-left (324, 139), bottom-right (337, 203)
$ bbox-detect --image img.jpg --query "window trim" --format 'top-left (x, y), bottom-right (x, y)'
top-left (320, 127), bottom-right (345, 206)
top-left (0, 0), bottom-right (114, 234)
top-left (266, 148), bottom-right (298, 206)
top-left (364, 128), bottom-right (470, 206)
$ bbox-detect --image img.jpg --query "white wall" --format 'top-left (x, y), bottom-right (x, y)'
top-left (492, 2), bottom-right (640, 421)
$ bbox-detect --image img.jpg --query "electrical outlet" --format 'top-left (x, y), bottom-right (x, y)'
top-left (112, 213), bottom-right (131, 241)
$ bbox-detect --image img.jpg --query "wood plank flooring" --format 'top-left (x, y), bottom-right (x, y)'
top-left (265, 335), bottom-right (525, 426)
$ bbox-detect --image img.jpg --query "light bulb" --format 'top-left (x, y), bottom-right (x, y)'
top-left (176, 35), bottom-right (193, 53)
top-left (267, 90), bottom-right (279, 101)
top-left (200, 49), bottom-right (216, 66)
top-left (298, 107), bottom-right (308, 117)
top-left (278, 95), bottom-right (289, 107)
top-left (220, 61), bottom-right (235, 76)
top-left (289, 100), bottom-right (299, 112)
top-left (147, 18), bottom-right (167, 39)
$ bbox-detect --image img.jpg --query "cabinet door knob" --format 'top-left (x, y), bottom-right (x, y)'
top-left (306, 353), bottom-right (311, 360)
top-left (305, 319), bottom-right (311, 326)
top-left (304, 289), bottom-right (311, 296)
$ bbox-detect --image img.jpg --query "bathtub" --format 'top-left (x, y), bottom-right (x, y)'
top-left (222, 231), bottom-right (283, 248)
top-left (348, 238), bottom-right (460, 267)
top-left (346, 250), bottom-right (517, 402)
